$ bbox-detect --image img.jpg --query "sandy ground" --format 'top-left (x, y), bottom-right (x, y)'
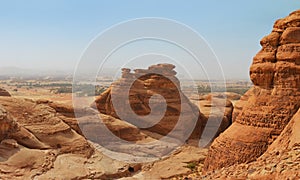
top-left (0, 83), bottom-right (95, 107)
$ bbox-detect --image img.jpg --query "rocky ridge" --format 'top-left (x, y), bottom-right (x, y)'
top-left (0, 97), bottom-right (144, 179)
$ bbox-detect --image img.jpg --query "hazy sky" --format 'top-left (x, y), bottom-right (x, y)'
top-left (0, 1), bottom-right (299, 79)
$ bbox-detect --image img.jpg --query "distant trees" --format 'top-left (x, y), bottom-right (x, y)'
top-left (72, 84), bottom-right (107, 96)
top-left (197, 85), bottom-right (250, 95)
top-left (51, 84), bottom-right (107, 96)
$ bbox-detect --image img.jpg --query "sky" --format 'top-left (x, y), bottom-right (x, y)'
top-left (0, 0), bottom-right (299, 79)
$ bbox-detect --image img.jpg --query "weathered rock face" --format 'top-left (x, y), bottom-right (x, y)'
top-left (94, 64), bottom-right (206, 140)
top-left (0, 88), bottom-right (11, 97)
top-left (0, 97), bottom-right (142, 179)
top-left (0, 97), bottom-right (93, 156)
top-left (204, 10), bottom-right (300, 172)
top-left (201, 108), bottom-right (300, 179)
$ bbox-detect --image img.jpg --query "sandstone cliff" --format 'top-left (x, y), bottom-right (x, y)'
top-left (201, 108), bottom-right (300, 179)
top-left (204, 9), bottom-right (300, 172)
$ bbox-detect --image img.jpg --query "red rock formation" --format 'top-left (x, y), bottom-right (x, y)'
top-left (204, 9), bottom-right (300, 172)
top-left (0, 88), bottom-right (11, 97)
top-left (201, 108), bottom-right (300, 179)
top-left (94, 64), bottom-right (207, 140)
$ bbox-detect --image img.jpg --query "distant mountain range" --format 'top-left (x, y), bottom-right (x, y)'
top-left (0, 66), bottom-right (251, 81)
top-left (0, 66), bottom-right (70, 76)
top-left (0, 66), bottom-right (73, 79)
top-left (0, 66), bottom-right (118, 80)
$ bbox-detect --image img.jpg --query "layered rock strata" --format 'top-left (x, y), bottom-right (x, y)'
top-left (202, 108), bottom-right (300, 179)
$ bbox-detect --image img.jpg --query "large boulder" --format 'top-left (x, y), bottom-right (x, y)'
top-left (94, 64), bottom-right (207, 140)
top-left (204, 9), bottom-right (300, 172)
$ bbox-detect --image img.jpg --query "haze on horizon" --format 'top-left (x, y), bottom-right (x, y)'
top-left (0, 1), bottom-right (299, 80)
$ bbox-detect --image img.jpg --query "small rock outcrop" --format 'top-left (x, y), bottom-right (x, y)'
top-left (204, 10), bottom-right (300, 172)
top-left (0, 88), bottom-right (11, 97)
top-left (198, 94), bottom-right (233, 141)
top-left (190, 93), bottom-right (234, 142)
top-left (0, 105), bottom-right (16, 141)
top-left (94, 64), bottom-right (207, 140)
